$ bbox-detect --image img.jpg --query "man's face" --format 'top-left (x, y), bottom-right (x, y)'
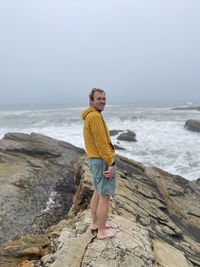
top-left (90, 91), bottom-right (106, 112)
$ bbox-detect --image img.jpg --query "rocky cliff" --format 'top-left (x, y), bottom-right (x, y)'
top-left (0, 132), bottom-right (84, 266)
top-left (0, 133), bottom-right (200, 267)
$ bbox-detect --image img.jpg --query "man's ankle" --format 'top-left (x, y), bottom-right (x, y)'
top-left (98, 227), bottom-right (106, 233)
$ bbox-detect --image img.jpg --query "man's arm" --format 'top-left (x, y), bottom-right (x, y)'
top-left (90, 114), bottom-right (114, 166)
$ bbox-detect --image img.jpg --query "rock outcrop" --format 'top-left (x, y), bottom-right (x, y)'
top-left (1, 133), bottom-right (200, 267)
top-left (0, 132), bottom-right (84, 245)
top-left (35, 156), bottom-right (200, 267)
top-left (184, 120), bottom-right (200, 132)
top-left (109, 130), bottom-right (123, 136)
top-left (117, 130), bottom-right (137, 142)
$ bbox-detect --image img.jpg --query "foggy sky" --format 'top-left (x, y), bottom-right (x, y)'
top-left (0, 0), bottom-right (200, 106)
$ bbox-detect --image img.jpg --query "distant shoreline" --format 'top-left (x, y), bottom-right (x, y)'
top-left (1, 102), bottom-right (200, 111)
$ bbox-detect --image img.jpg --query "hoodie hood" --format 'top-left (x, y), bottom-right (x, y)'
top-left (82, 107), bottom-right (99, 120)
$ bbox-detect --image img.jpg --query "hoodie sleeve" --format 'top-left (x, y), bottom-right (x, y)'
top-left (89, 113), bottom-right (113, 165)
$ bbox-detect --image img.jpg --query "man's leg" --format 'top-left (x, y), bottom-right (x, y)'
top-left (90, 189), bottom-right (99, 229)
top-left (97, 195), bottom-right (109, 230)
top-left (96, 195), bottom-right (116, 239)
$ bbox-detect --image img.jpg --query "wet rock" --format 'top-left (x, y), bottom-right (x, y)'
top-left (117, 130), bottom-right (137, 142)
top-left (109, 130), bottom-right (123, 136)
top-left (184, 119), bottom-right (200, 132)
top-left (114, 144), bottom-right (126, 150)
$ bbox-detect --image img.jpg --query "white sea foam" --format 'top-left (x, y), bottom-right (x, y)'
top-left (0, 105), bottom-right (199, 180)
top-left (41, 191), bottom-right (57, 213)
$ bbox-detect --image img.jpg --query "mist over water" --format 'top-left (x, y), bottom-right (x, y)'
top-left (0, 104), bottom-right (199, 181)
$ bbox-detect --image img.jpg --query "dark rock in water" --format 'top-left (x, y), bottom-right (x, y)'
top-left (184, 119), bottom-right (200, 132)
top-left (0, 132), bottom-right (84, 246)
top-left (117, 130), bottom-right (137, 142)
top-left (114, 144), bottom-right (126, 150)
top-left (109, 130), bottom-right (123, 136)
top-left (172, 106), bottom-right (200, 111)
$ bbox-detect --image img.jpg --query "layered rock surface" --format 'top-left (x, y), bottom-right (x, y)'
top-left (0, 133), bottom-right (200, 267)
top-left (0, 132), bottom-right (84, 244)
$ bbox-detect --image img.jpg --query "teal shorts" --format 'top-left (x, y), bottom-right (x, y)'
top-left (88, 158), bottom-right (116, 196)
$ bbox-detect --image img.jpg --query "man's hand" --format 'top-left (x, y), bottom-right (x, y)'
top-left (103, 166), bottom-right (115, 180)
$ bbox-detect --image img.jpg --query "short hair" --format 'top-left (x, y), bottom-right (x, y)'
top-left (89, 88), bottom-right (105, 102)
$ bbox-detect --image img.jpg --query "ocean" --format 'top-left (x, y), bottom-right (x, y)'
top-left (0, 104), bottom-right (199, 181)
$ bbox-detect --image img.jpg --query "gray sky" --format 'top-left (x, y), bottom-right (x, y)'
top-left (0, 0), bottom-right (200, 106)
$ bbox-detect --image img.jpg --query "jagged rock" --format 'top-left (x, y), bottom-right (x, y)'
top-left (37, 210), bottom-right (155, 267)
top-left (2, 234), bottom-right (50, 258)
top-left (117, 130), bottom-right (137, 142)
top-left (184, 119), bottom-right (200, 132)
top-left (35, 156), bottom-right (200, 267)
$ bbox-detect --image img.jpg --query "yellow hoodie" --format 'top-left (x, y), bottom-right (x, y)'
top-left (82, 107), bottom-right (115, 165)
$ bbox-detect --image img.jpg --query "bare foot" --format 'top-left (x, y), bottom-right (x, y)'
top-left (90, 223), bottom-right (98, 231)
top-left (97, 229), bottom-right (116, 240)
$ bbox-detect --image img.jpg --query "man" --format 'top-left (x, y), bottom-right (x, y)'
top-left (82, 88), bottom-right (116, 239)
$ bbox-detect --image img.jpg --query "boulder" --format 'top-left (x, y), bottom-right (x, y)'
top-left (184, 119), bottom-right (200, 132)
top-left (117, 130), bottom-right (137, 142)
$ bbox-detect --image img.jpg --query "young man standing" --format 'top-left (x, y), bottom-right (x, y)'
top-left (82, 88), bottom-right (116, 239)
